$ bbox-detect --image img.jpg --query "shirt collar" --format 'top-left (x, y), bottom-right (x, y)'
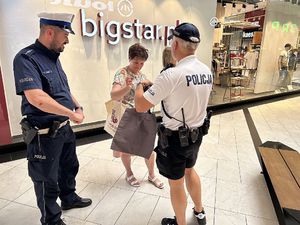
top-left (177, 55), bottom-right (196, 66)
top-left (34, 39), bottom-right (60, 61)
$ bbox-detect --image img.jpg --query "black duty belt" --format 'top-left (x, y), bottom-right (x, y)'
top-left (37, 120), bottom-right (69, 134)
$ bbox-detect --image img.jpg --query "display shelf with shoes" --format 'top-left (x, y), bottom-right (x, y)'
top-left (223, 76), bottom-right (248, 102)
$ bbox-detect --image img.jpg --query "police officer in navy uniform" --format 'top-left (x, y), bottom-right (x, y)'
top-left (135, 23), bottom-right (212, 225)
top-left (13, 12), bottom-right (92, 225)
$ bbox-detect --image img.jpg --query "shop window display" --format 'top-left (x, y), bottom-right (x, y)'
top-left (210, 1), bottom-right (300, 105)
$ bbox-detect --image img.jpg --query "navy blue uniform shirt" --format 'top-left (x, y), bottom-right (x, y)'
top-left (13, 40), bottom-right (75, 128)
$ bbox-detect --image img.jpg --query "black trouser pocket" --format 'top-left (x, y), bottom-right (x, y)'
top-left (27, 135), bottom-right (48, 161)
top-left (155, 146), bottom-right (171, 176)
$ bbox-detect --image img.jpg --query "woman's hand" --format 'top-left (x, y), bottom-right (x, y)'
top-left (125, 76), bottom-right (133, 87)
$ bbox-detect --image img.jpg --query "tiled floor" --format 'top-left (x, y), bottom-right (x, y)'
top-left (1, 96), bottom-right (300, 225)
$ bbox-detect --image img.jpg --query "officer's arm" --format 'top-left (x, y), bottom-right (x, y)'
top-left (135, 83), bottom-right (154, 112)
top-left (24, 89), bottom-right (75, 118)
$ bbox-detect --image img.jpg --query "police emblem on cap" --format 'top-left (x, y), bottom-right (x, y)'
top-left (38, 12), bottom-right (75, 34)
top-left (189, 37), bottom-right (200, 42)
top-left (168, 22), bottom-right (200, 43)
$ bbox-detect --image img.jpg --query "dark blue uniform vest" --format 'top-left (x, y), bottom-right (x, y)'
top-left (14, 40), bottom-right (75, 128)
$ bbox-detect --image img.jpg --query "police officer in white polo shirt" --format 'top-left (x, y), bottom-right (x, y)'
top-left (13, 13), bottom-right (92, 225)
top-left (135, 23), bottom-right (212, 225)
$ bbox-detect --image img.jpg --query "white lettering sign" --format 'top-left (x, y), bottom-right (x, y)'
top-left (80, 9), bottom-right (178, 46)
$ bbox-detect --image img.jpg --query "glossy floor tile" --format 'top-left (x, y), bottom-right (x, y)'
top-left (1, 96), bottom-right (300, 224)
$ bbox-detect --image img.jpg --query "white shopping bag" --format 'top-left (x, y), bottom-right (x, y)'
top-left (104, 100), bottom-right (127, 137)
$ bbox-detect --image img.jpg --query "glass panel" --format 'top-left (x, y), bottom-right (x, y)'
top-left (210, 1), bottom-right (300, 105)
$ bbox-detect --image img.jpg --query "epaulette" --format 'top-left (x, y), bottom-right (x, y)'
top-left (22, 47), bottom-right (36, 59)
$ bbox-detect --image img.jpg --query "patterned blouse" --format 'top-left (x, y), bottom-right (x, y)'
top-left (113, 67), bottom-right (147, 106)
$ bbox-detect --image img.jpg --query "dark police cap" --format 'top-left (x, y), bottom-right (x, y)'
top-left (38, 12), bottom-right (75, 34)
top-left (168, 23), bottom-right (200, 43)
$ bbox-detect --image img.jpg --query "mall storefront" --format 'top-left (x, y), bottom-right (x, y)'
top-left (211, 0), bottom-right (300, 105)
top-left (0, 0), bottom-right (299, 145)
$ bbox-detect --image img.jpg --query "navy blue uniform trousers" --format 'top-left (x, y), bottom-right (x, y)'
top-left (27, 124), bottom-right (79, 225)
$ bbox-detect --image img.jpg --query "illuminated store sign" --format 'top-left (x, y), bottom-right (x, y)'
top-left (80, 9), bottom-right (179, 46)
top-left (271, 21), bottom-right (298, 33)
top-left (51, 1), bottom-right (178, 46)
top-left (243, 31), bottom-right (254, 38)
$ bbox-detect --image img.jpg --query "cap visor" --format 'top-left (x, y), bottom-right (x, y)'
top-left (62, 27), bottom-right (75, 35)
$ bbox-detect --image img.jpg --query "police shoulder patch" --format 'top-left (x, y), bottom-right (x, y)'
top-left (148, 88), bottom-right (155, 96)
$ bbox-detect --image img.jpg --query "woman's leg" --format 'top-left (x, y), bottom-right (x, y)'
top-left (122, 153), bottom-right (140, 187)
top-left (145, 152), bottom-right (164, 189)
top-left (145, 152), bottom-right (155, 178)
top-left (121, 153), bottom-right (133, 177)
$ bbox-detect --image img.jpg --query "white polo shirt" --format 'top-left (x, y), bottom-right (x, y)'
top-left (144, 55), bottom-right (213, 130)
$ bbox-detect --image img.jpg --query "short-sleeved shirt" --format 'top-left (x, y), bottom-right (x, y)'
top-left (279, 50), bottom-right (289, 68)
top-left (113, 67), bottom-right (147, 106)
top-left (244, 51), bottom-right (259, 69)
top-left (13, 40), bottom-right (74, 127)
top-left (144, 55), bottom-right (213, 131)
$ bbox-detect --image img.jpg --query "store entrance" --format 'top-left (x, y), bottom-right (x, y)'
top-left (210, 1), bottom-right (300, 105)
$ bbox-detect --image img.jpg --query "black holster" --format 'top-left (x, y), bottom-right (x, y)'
top-left (20, 118), bottom-right (38, 144)
top-left (48, 121), bottom-right (61, 138)
top-left (201, 110), bottom-right (213, 136)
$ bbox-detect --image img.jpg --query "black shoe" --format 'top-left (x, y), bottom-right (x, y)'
top-left (161, 217), bottom-right (178, 225)
top-left (45, 219), bottom-right (66, 225)
top-left (54, 220), bottom-right (66, 225)
top-left (193, 208), bottom-right (206, 225)
top-left (61, 197), bottom-right (92, 210)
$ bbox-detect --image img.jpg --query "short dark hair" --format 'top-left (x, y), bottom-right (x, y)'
top-left (128, 43), bottom-right (148, 60)
top-left (284, 43), bottom-right (291, 48)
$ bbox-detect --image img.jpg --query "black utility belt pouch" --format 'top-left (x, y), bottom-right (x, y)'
top-left (178, 126), bottom-right (189, 147)
top-left (179, 127), bottom-right (201, 147)
top-left (20, 118), bottom-right (38, 144)
top-left (157, 123), bottom-right (172, 150)
top-left (190, 128), bottom-right (199, 143)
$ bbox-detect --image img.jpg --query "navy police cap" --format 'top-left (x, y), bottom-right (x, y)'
top-left (38, 12), bottom-right (75, 34)
top-left (168, 23), bottom-right (200, 43)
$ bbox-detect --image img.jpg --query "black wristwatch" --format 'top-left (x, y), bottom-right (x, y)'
top-left (75, 106), bottom-right (83, 111)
